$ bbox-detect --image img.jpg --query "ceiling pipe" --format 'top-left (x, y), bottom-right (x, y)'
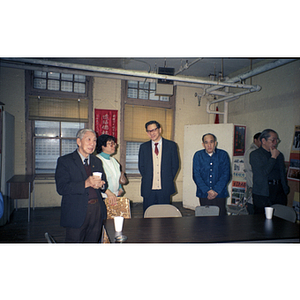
top-left (206, 58), bottom-right (296, 93)
top-left (174, 58), bottom-right (202, 75)
top-left (0, 58), bottom-right (261, 91)
top-left (205, 58), bottom-right (297, 123)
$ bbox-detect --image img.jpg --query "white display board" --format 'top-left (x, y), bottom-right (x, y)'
top-left (182, 123), bottom-right (235, 210)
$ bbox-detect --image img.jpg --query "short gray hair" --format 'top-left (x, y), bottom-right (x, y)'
top-left (76, 128), bottom-right (96, 140)
top-left (260, 129), bottom-right (278, 142)
top-left (202, 133), bottom-right (217, 142)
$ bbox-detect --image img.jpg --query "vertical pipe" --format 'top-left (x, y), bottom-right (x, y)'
top-left (224, 101), bottom-right (229, 124)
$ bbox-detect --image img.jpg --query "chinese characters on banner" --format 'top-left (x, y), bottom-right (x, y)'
top-left (94, 109), bottom-right (118, 140)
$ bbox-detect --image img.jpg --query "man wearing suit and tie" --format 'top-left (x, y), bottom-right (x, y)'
top-left (138, 120), bottom-right (179, 213)
top-left (55, 128), bottom-right (116, 243)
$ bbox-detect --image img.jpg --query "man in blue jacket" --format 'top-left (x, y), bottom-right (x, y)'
top-left (193, 133), bottom-right (231, 216)
top-left (138, 120), bottom-right (179, 213)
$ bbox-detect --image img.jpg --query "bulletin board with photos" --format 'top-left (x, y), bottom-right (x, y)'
top-left (231, 157), bottom-right (246, 205)
top-left (288, 125), bottom-right (300, 220)
top-left (231, 125), bottom-right (246, 205)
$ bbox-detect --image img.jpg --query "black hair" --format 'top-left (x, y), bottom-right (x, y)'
top-left (96, 134), bottom-right (116, 153)
top-left (253, 132), bottom-right (261, 140)
top-left (145, 120), bottom-right (161, 130)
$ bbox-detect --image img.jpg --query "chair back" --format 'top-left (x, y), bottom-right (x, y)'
top-left (195, 205), bottom-right (220, 216)
top-left (45, 232), bottom-right (56, 243)
top-left (271, 204), bottom-right (297, 223)
top-left (144, 204), bottom-right (182, 218)
top-left (0, 192), bottom-right (3, 219)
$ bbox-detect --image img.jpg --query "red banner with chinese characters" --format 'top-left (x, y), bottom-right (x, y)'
top-left (94, 109), bottom-right (118, 140)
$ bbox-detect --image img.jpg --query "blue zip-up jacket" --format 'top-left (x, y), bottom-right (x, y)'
top-left (193, 148), bottom-right (231, 198)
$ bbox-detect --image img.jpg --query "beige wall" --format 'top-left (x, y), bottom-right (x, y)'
top-left (92, 80), bottom-right (211, 203)
top-left (1, 60), bottom-right (299, 208)
top-left (173, 85), bottom-right (212, 201)
top-left (0, 67), bottom-right (26, 174)
top-left (228, 60), bottom-right (300, 160)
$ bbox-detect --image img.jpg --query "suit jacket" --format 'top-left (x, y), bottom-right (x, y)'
top-left (55, 150), bottom-right (107, 228)
top-left (138, 138), bottom-right (179, 199)
top-left (250, 146), bottom-right (289, 197)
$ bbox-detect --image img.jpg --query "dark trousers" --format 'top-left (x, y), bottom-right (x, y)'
top-left (246, 203), bottom-right (255, 215)
top-left (253, 183), bottom-right (287, 214)
top-left (143, 190), bottom-right (170, 213)
top-left (199, 197), bottom-right (227, 216)
top-left (65, 201), bottom-right (103, 243)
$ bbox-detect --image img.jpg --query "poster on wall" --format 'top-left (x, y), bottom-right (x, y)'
top-left (291, 125), bottom-right (300, 153)
top-left (94, 109), bottom-right (118, 139)
top-left (287, 125), bottom-right (300, 219)
top-left (288, 125), bottom-right (300, 182)
top-left (233, 125), bottom-right (246, 156)
top-left (231, 157), bottom-right (246, 204)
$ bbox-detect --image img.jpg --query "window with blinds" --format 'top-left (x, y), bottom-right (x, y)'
top-left (34, 121), bottom-right (85, 174)
top-left (124, 104), bottom-right (173, 142)
top-left (26, 70), bottom-right (91, 175)
top-left (29, 96), bottom-right (89, 122)
top-left (122, 80), bottom-right (175, 175)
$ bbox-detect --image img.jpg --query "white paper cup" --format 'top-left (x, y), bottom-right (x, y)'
top-left (114, 216), bottom-right (124, 232)
top-left (93, 172), bottom-right (102, 179)
top-left (265, 207), bottom-right (274, 219)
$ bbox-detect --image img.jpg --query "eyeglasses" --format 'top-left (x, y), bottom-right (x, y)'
top-left (106, 142), bottom-right (116, 147)
top-left (267, 138), bottom-right (281, 144)
top-left (146, 127), bottom-right (158, 133)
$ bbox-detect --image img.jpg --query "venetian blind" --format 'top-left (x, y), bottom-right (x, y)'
top-left (28, 96), bottom-right (88, 122)
top-left (124, 104), bottom-right (173, 142)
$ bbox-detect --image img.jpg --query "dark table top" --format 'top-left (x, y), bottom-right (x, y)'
top-left (104, 214), bottom-right (300, 243)
top-left (7, 175), bottom-right (35, 183)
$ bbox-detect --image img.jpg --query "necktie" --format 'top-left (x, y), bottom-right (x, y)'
top-left (154, 143), bottom-right (159, 156)
top-left (84, 158), bottom-right (88, 166)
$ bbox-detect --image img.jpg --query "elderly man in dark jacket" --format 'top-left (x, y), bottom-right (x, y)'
top-left (55, 128), bottom-right (113, 243)
top-left (250, 129), bottom-right (289, 214)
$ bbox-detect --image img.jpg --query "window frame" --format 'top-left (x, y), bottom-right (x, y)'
top-left (120, 80), bottom-right (176, 177)
top-left (125, 80), bottom-right (174, 109)
top-left (33, 121), bottom-right (86, 175)
top-left (27, 70), bottom-right (91, 99)
top-left (25, 70), bottom-right (93, 177)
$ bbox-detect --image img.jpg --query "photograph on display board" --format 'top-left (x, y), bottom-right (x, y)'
top-left (233, 125), bottom-right (246, 156)
top-left (231, 181), bottom-right (246, 205)
top-left (288, 125), bottom-right (300, 182)
top-left (291, 125), bottom-right (300, 153)
top-left (287, 167), bottom-right (300, 181)
top-left (231, 157), bottom-right (246, 204)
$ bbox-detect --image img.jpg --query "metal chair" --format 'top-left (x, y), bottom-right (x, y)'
top-left (144, 204), bottom-right (182, 218)
top-left (195, 205), bottom-right (220, 216)
top-left (45, 232), bottom-right (56, 243)
top-left (226, 195), bottom-right (249, 215)
top-left (271, 204), bottom-right (297, 223)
